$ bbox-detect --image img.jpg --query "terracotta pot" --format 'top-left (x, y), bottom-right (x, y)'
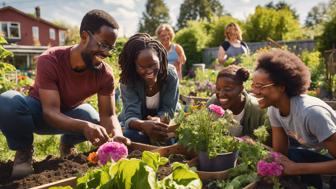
top-left (188, 157), bottom-right (230, 182)
top-left (198, 151), bottom-right (238, 172)
top-left (151, 143), bottom-right (196, 160)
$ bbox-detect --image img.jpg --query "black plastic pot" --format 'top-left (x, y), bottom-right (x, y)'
top-left (198, 151), bottom-right (238, 172)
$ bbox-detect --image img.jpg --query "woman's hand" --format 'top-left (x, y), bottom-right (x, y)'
top-left (141, 120), bottom-right (169, 141)
top-left (277, 154), bottom-right (301, 175)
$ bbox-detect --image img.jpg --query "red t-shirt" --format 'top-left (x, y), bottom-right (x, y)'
top-left (29, 46), bottom-right (114, 111)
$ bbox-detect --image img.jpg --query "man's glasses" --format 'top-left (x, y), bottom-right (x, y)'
top-left (87, 31), bottom-right (115, 52)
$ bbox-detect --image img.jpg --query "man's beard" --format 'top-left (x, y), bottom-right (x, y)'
top-left (81, 52), bottom-right (99, 71)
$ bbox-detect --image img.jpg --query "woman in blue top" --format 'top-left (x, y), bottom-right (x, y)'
top-left (218, 23), bottom-right (249, 65)
top-left (118, 33), bottom-right (179, 144)
top-left (156, 24), bottom-right (186, 79)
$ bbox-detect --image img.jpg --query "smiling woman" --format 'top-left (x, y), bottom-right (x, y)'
top-left (252, 49), bottom-right (336, 188)
top-left (118, 33), bottom-right (179, 145)
top-left (206, 65), bottom-right (266, 137)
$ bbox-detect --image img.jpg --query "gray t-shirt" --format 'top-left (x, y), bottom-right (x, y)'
top-left (268, 94), bottom-right (336, 148)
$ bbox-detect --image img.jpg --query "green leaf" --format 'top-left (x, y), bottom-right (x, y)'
top-left (158, 162), bottom-right (202, 189)
top-left (75, 165), bottom-right (111, 189)
top-left (141, 151), bottom-right (169, 172)
top-left (109, 159), bottom-right (157, 189)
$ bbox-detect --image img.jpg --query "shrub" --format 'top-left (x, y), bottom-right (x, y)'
top-left (175, 21), bottom-right (209, 69)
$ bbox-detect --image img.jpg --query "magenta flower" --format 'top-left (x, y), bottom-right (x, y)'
top-left (257, 151), bottom-right (283, 177)
top-left (208, 104), bottom-right (225, 117)
top-left (97, 141), bottom-right (128, 165)
top-left (270, 152), bottom-right (281, 161)
top-left (257, 160), bottom-right (283, 176)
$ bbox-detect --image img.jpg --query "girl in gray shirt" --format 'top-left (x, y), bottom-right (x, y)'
top-left (252, 49), bottom-right (336, 189)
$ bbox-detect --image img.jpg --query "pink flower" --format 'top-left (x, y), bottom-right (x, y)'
top-left (269, 152), bottom-right (281, 162)
top-left (208, 104), bottom-right (225, 117)
top-left (97, 141), bottom-right (128, 165)
top-left (257, 153), bottom-right (283, 177)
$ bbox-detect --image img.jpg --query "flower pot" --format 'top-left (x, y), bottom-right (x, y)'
top-left (151, 143), bottom-right (196, 160)
top-left (198, 151), bottom-right (238, 172)
top-left (187, 157), bottom-right (230, 182)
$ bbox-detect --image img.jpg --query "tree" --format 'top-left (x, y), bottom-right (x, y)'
top-left (177, 0), bottom-right (224, 29)
top-left (53, 20), bottom-right (80, 45)
top-left (265, 1), bottom-right (299, 20)
top-left (305, 2), bottom-right (328, 27)
top-left (244, 6), bottom-right (302, 42)
top-left (138, 0), bottom-right (170, 36)
top-left (319, 14), bottom-right (336, 52)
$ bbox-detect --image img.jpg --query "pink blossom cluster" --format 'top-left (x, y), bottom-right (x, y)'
top-left (97, 141), bottom-right (128, 165)
top-left (257, 152), bottom-right (283, 177)
top-left (208, 104), bottom-right (225, 117)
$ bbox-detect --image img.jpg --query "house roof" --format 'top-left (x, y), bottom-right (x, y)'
top-left (0, 6), bottom-right (67, 30)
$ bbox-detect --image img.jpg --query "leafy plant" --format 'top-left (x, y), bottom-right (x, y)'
top-left (177, 105), bottom-right (240, 158)
top-left (50, 151), bottom-right (202, 189)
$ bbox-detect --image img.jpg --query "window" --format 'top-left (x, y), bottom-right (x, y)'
top-left (59, 30), bottom-right (65, 45)
top-left (32, 26), bottom-right (39, 40)
top-left (49, 28), bottom-right (55, 40)
top-left (0, 22), bottom-right (20, 39)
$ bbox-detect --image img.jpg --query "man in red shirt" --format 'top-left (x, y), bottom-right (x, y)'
top-left (0, 9), bottom-right (129, 178)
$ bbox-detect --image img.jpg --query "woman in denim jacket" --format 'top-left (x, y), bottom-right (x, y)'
top-left (118, 33), bottom-right (179, 144)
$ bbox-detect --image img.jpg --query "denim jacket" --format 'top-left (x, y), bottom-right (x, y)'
top-left (119, 65), bottom-right (179, 128)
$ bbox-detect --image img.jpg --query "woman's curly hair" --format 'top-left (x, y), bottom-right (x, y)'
top-left (118, 33), bottom-right (168, 86)
top-left (255, 49), bottom-right (311, 97)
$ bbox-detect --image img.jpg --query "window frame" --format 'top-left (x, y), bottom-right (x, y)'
top-left (0, 21), bottom-right (21, 39)
top-left (32, 26), bottom-right (39, 40)
top-left (49, 28), bottom-right (56, 40)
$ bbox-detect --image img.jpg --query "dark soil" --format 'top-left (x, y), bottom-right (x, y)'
top-left (157, 154), bottom-right (188, 180)
top-left (0, 154), bottom-right (94, 189)
top-left (0, 149), bottom-right (142, 189)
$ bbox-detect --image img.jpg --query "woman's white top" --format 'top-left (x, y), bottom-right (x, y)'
top-left (146, 92), bottom-right (160, 109)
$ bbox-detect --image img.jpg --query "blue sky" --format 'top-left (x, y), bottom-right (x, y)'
top-left (3, 0), bottom-right (330, 36)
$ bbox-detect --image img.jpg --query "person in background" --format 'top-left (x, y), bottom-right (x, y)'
top-left (206, 65), bottom-right (266, 137)
top-left (217, 22), bottom-right (249, 65)
top-left (118, 33), bottom-right (179, 145)
top-left (252, 49), bottom-right (336, 189)
top-left (0, 10), bottom-right (129, 178)
top-left (156, 24), bottom-right (186, 79)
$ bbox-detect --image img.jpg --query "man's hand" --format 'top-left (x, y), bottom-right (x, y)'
top-left (111, 135), bottom-right (131, 145)
top-left (83, 122), bottom-right (110, 146)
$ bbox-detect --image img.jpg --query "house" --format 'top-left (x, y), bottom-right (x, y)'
top-left (0, 6), bottom-right (67, 71)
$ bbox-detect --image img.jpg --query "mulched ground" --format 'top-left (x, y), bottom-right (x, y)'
top-left (0, 149), bottom-right (143, 189)
top-left (0, 153), bottom-right (94, 189)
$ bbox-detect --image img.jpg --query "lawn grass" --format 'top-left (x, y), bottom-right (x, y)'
top-left (0, 132), bottom-right (94, 161)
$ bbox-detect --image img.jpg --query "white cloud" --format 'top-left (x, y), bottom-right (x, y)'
top-left (110, 7), bottom-right (139, 36)
top-left (102, 0), bottom-right (138, 9)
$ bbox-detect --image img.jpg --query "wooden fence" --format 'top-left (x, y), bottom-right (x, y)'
top-left (202, 39), bottom-right (316, 65)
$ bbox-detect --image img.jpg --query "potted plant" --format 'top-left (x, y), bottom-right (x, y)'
top-left (177, 104), bottom-right (240, 172)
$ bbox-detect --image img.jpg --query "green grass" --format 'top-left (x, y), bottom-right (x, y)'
top-left (0, 133), bottom-right (94, 162)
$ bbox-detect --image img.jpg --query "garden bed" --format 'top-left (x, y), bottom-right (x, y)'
top-left (0, 142), bottom-right (158, 189)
